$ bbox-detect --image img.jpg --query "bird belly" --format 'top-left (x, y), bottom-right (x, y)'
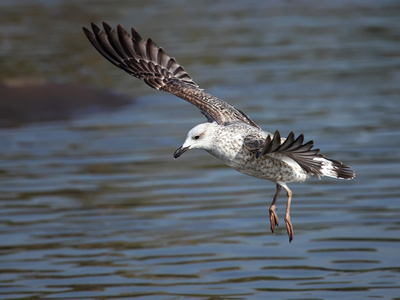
top-left (211, 147), bottom-right (309, 183)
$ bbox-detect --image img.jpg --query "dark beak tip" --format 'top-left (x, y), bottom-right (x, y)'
top-left (173, 147), bottom-right (181, 159)
top-left (173, 146), bottom-right (189, 159)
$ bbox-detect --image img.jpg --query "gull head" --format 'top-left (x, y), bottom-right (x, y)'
top-left (174, 123), bottom-right (218, 158)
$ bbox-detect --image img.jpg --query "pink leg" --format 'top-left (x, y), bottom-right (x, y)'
top-left (281, 183), bottom-right (294, 243)
top-left (269, 184), bottom-right (281, 234)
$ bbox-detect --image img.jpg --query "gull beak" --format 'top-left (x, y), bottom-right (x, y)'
top-left (174, 146), bottom-right (190, 159)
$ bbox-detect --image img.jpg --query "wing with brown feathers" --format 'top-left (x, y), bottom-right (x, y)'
top-left (252, 130), bottom-right (354, 179)
top-left (83, 22), bottom-right (260, 129)
top-left (255, 131), bottom-right (324, 176)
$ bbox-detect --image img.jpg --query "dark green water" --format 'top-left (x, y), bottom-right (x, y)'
top-left (0, 1), bottom-right (399, 299)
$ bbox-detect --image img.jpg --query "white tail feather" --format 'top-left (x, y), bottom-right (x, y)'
top-left (313, 157), bottom-right (355, 180)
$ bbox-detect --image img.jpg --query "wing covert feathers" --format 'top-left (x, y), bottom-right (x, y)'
top-left (83, 22), bottom-right (260, 128)
top-left (258, 131), bottom-right (355, 179)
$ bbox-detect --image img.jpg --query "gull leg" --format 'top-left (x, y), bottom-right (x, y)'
top-left (281, 183), bottom-right (293, 243)
top-left (269, 184), bottom-right (281, 234)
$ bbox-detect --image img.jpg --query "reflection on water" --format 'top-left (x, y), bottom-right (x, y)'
top-left (1, 1), bottom-right (400, 299)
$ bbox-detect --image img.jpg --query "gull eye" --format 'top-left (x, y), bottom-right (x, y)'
top-left (194, 135), bottom-right (200, 140)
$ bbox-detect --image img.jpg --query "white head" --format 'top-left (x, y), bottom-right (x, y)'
top-left (174, 123), bottom-right (218, 158)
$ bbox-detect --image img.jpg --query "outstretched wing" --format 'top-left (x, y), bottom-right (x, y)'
top-left (256, 131), bottom-right (324, 176)
top-left (248, 131), bottom-right (354, 179)
top-left (83, 22), bottom-right (260, 129)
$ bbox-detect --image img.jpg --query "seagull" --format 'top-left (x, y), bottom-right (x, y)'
top-left (83, 22), bottom-right (355, 242)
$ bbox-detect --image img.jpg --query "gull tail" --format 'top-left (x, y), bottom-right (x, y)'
top-left (82, 22), bottom-right (198, 90)
top-left (313, 157), bottom-right (355, 180)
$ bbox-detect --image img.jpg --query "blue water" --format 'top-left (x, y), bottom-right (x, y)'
top-left (0, 1), bottom-right (399, 299)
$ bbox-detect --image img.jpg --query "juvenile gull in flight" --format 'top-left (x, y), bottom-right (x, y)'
top-left (83, 22), bottom-right (355, 242)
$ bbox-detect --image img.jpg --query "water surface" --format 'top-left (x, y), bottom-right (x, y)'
top-left (0, 1), bottom-right (399, 299)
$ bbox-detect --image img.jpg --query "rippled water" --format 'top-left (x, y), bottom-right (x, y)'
top-left (1, 1), bottom-right (400, 299)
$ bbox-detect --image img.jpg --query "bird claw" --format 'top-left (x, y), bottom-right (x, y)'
top-left (284, 215), bottom-right (293, 243)
top-left (269, 205), bottom-right (279, 233)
